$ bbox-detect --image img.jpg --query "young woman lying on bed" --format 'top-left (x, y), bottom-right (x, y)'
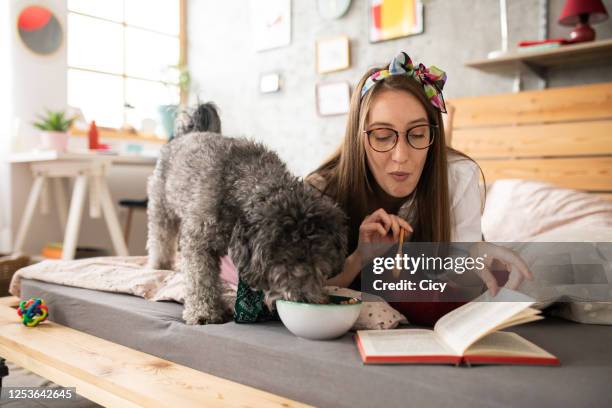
top-left (305, 51), bottom-right (533, 325)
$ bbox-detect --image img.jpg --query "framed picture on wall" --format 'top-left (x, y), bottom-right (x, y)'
top-left (316, 36), bottom-right (350, 74)
top-left (369, 0), bottom-right (423, 43)
top-left (316, 81), bottom-right (351, 116)
top-left (260, 72), bottom-right (281, 93)
top-left (251, 0), bottom-right (291, 51)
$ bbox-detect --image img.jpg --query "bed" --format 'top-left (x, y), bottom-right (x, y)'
top-left (1, 82), bottom-right (612, 407)
top-left (1, 279), bottom-right (611, 408)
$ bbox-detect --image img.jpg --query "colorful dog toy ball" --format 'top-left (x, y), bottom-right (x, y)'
top-left (17, 298), bottom-right (48, 327)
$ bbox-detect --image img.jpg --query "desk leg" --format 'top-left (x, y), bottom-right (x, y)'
top-left (13, 176), bottom-right (45, 253)
top-left (40, 177), bottom-right (50, 214)
top-left (99, 178), bottom-right (129, 256)
top-left (53, 178), bottom-right (68, 235)
top-left (62, 175), bottom-right (88, 260)
top-left (89, 175), bottom-right (101, 218)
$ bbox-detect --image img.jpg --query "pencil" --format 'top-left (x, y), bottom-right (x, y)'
top-left (392, 227), bottom-right (405, 279)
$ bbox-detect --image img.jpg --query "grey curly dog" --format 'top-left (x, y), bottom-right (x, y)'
top-left (147, 103), bottom-right (348, 324)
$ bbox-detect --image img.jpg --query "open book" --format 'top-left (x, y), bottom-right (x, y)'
top-left (356, 288), bottom-right (559, 366)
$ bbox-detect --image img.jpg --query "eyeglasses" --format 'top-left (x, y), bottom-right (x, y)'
top-left (364, 124), bottom-right (437, 152)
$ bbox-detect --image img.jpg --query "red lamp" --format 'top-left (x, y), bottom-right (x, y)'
top-left (558, 0), bottom-right (609, 43)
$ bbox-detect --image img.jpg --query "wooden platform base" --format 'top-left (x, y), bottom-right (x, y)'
top-left (0, 296), bottom-right (309, 407)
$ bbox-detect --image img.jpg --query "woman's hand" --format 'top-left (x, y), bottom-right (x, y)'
top-left (326, 208), bottom-right (413, 288)
top-left (469, 242), bottom-right (534, 296)
top-left (356, 208), bottom-right (413, 262)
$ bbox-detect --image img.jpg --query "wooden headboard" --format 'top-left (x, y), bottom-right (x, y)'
top-left (449, 82), bottom-right (612, 200)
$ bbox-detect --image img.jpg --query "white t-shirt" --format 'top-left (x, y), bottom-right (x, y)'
top-left (447, 152), bottom-right (484, 242)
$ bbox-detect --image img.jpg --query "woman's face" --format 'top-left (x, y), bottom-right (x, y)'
top-left (364, 89), bottom-right (430, 198)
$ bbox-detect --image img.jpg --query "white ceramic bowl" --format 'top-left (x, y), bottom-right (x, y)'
top-left (276, 295), bottom-right (362, 340)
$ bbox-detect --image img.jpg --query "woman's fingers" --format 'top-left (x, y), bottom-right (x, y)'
top-left (388, 216), bottom-right (400, 241)
top-left (513, 256), bottom-right (534, 281)
top-left (360, 209), bottom-right (414, 245)
top-left (396, 217), bottom-right (414, 234)
top-left (359, 223), bottom-right (388, 242)
top-left (505, 268), bottom-right (525, 290)
top-left (389, 215), bottom-right (414, 240)
top-left (366, 209), bottom-right (414, 239)
top-left (366, 209), bottom-right (392, 231)
top-left (469, 242), bottom-right (534, 294)
top-left (493, 248), bottom-right (534, 281)
top-left (477, 266), bottom-right (500, 296)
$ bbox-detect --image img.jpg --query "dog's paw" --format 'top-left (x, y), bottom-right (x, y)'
top-left (147, 260), bottom-right (174, 271)
top-left (182, 304), bottom-right (227, 325)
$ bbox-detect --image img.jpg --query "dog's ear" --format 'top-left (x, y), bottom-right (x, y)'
top-left (228, 223), bottom-right (265, 288)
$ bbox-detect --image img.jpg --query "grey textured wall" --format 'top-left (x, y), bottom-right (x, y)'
top-left (187, 0), bottom-right (612, 177)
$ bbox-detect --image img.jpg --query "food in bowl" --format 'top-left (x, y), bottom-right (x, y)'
top-left (276, 295), bottom-right (363, 340)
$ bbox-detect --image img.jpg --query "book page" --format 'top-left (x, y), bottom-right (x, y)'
top-left (434, 288), bottom-right (535, 355)
top-left (464, 332), bottom-right (556, 359)
top-left (357, 329), bottom-right (457, 356)
top-left (493, 310), bottom-right (542, 331)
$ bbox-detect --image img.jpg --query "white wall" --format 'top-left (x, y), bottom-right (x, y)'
top-left (4, 0), bottom-right (68, 256)
top-left (0, 0), bottom-right (13, 252)
top-left (2, 0), bottom-right (152, 256)
top-left (186, 0), bottom-right (612, 178)
top-left (186, 0), bottom-right (539, 177)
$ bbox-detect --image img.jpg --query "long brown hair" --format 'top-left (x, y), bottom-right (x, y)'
top-left (308, 65), bottom-right (483, 250)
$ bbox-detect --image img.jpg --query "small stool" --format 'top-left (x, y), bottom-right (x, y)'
top-left (119, 199), bottom-right (148, 244)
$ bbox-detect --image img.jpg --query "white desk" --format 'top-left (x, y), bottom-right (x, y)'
top-left (9, 150), bottom-right (158, 259)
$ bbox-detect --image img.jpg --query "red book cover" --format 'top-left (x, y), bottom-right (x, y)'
top-left (355, 291), bottom-right (560, 367)
top-left (355, 332), bottom-right (560, 367)
top-left (355, 335), bottom-right (461, 365)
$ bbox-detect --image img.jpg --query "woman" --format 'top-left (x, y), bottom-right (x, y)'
top-left (307, 52), bottom-right (531, 325)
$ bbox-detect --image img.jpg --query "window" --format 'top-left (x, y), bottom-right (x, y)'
top-left (67, 0), bottom-right (184, 137)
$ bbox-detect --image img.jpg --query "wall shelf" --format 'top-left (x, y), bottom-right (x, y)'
top-left (466, 38), bottom-right (612, 80)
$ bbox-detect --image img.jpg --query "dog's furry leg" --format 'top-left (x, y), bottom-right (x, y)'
top-left (181, 223), bottom-right (227, 325)
top-left (146, 193), bottom-right (179, 270)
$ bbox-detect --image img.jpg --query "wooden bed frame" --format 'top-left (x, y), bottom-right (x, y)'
top-left (1, 82), bottom-right (611, 407)
top-left (450, 82), bottom-right (612, 200)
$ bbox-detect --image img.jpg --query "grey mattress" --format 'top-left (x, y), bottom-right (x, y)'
top-left (19, 279), bottom-right (612, 408)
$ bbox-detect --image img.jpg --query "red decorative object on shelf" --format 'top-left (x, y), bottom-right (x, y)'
top-left (558, 0), bottom-right (609, 43)
top-left (88, 120), bottom-right (99, 150)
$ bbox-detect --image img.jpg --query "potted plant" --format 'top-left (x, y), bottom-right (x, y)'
top-left (158, 63), bottom-right (196, 140)
top-left (33, 110), bottom-right (77, 152)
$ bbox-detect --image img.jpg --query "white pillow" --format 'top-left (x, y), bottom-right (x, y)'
top-left (482, 179), bottom-right (612, 242)
top-left (482, 180), bottom-right (612, 325)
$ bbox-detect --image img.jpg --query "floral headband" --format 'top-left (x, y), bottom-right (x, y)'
top-left (360, 52), bottom-right (448, 114)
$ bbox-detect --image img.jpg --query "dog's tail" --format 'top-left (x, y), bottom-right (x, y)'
top-left (174, 102), bottom-right (222, 138)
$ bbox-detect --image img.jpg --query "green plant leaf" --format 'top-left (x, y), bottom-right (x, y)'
top-left (32, 109), bottom-right (74, 131)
